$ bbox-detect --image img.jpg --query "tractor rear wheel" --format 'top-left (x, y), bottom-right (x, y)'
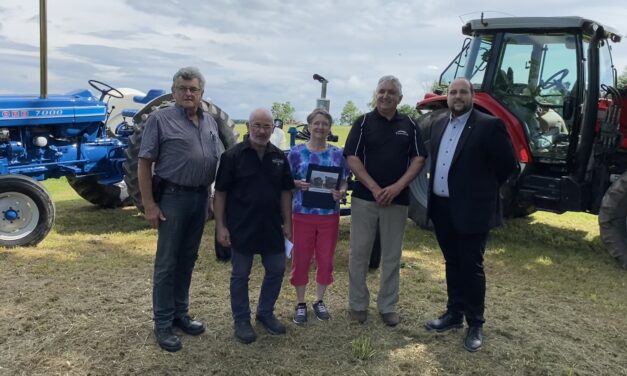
top-left (123, 95), bottom-right (238, 213)
top-left (123, 95), bottom-right (239, 261)
top-left (0, 175), bottom-right (55, 247)
top-left (598, 172), bottom-right (627, 268)
top-left (66, 176), bottom-right (131, 208)
top-left (407, 109), bottom-right (531, 228)
top-left (407, 109), bottom-right (448, 229)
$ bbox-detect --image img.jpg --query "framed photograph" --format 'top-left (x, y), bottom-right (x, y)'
top-left (302, 164), bottom-right (342, 209)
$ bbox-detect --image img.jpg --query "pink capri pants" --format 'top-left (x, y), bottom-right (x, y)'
top-left (290, 213), bottom-right (340, 286)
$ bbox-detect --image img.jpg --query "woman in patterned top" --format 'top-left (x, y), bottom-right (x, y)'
top-left (288, 108), bottom-right (349, 325)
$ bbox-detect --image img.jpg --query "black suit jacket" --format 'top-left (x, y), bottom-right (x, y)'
top-left (427, 109), bottom-right (517, 234)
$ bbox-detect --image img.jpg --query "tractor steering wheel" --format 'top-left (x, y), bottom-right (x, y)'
top-left (539, 69), bottom-right (569, 90)
top-left (88, 79), bottom-right (124, 101)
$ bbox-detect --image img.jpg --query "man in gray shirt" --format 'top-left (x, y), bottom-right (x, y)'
top-left (138, 67), bottom-right (219, 352)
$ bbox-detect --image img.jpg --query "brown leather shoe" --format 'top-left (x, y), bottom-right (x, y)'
top-left (380, 312), bottom-right (400, 327)
top-left (349, 310), bottom-right (367, 323)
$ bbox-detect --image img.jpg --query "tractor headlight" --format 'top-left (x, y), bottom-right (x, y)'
top-left (33, 136), bottom-right (48, 147)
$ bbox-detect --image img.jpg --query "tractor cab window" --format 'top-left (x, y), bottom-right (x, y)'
top-left (599, 40), bottom-right (616, 89)
top-left (439, 35), bottom-right (493, 92)
top-left (492, 33), bottom-right (578, 159)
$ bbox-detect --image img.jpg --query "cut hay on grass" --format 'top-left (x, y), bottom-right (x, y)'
top-left (1, 178), bottom-right (625, 375)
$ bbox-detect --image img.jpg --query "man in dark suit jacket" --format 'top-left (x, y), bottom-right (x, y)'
top-left (424, 78), bottom-right (517, 352)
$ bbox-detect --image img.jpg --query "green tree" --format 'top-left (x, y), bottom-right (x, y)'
top-left (618, 66), bottom-right (627, 89)
top-left (271, 101), bottom-right (296, 124)
top-left (397, 104), bottom-right (420, 120)
top-left (339, 100), bottom-right (362, 125)
top-left (431, 80), bottom-right (448, 94)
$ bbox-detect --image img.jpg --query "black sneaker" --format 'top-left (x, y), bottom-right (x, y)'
top-left (313, 300), bottom-right (331, 321)
top-left (293, 303), bottom-right (307, 326)
top-left (256, 314), bottom-right (287, 335)
top-left (234, 320), bottom-right (256, 344)
top-left (154, 326), bottom-right (182, 352)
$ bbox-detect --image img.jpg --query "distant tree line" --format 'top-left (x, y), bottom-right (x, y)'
top-left (618, 66), bottom-right (627, 89)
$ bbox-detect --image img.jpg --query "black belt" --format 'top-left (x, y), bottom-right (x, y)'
top-left (162, 180), bottom-right (208, 193)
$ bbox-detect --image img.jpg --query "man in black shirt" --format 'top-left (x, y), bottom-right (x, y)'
top-left (344, 75), bottom-right (427, 326)
top-left (214, 108), bottom-right (294, 344)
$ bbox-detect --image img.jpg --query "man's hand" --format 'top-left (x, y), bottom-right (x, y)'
top-left (144, 203), bottom-right (166, 228)
top-left (375, 183), bottom-right (402, 207)
top-left (206, 196), bottom-right (214, 222)
top-left (283, 225), bottom-right (292, 242)
top-left (216, 225), bottom-right (231, 247)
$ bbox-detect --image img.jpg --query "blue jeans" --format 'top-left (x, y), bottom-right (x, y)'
top-left (153, 190), bottom-right (207, 329)
top-left (230, 250), bottom-right (285, 323)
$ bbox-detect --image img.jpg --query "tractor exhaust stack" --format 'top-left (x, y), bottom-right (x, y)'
top-left (39, 0), bottom-right (48, 99)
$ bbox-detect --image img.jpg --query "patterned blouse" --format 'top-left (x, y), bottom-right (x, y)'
top-left (288, 143), bottom-right (350, 215)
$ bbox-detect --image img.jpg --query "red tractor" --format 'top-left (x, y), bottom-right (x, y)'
top-left (409, 16), bottom-right (627, 268)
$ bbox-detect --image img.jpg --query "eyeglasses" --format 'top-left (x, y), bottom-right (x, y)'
top-left (175, 86), bottom-right (202, 94)
top-left (250, 124), bottom-right (274, 130)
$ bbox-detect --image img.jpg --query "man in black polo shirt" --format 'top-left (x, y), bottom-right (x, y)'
top-left (344, 75), bottom-right (427, 326)
top-left (214, 108), bottom-right (294, 344)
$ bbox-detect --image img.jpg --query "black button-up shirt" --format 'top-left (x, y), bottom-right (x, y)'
top-left (215, 139), bottom-right (295, 254)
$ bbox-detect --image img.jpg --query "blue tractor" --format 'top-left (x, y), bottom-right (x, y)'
top-left (0, 0), bottom-right (238, 247)
top-left (0, 81), bottom-right (166, 247)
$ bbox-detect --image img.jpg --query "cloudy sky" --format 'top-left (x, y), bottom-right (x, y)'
top-left (1, 0), bottom-right (626, 121)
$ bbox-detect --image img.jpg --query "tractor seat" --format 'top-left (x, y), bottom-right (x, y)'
top-left (121, 109), bottom-right (139, 118)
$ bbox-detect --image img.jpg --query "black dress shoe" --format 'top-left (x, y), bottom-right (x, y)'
top-left (173, 315), bottom-right (205, 335)
top-left (234, 321), bottom-right (257, 344)
top-left (425, 312), bottom-right (464, 332)
top-left (154, 327), bottom-right (182, 352)
top-left (256, 314), bottom-right (287, 335)
top-left (463, 326), bottom-right (483, 352)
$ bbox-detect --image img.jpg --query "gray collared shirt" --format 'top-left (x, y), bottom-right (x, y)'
top-left (139, 104), bottom-right (219, 187)
top-left (433, 109), bottom-right (472, 197)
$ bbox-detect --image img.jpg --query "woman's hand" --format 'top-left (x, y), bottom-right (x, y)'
top-left (331, 189), bottom-right (347, 201)
top-left (294, 179), bottom-right (310, 191)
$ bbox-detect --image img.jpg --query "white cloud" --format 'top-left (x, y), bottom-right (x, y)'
top-left (0, 0), bottom-right (626, 121)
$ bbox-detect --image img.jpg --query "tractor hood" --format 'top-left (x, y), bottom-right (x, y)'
top-left (0, 89), bottom-right (106, 126)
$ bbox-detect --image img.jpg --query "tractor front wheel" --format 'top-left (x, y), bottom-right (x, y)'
top-left (0, 175), bottom-right (55, 247)
top-left (598, 172), bottom-right (627, 268)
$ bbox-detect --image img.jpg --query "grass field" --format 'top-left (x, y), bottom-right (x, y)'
top-left (1, 178), bottom-right (626, 375)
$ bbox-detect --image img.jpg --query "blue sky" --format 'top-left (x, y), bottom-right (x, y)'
top-left (1, 0), bottom-right (626, 121)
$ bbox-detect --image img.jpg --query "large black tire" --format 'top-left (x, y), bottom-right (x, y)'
top-left (0, 175), bottom-right (55, 247)
top-left (66, 175), bottom-right (131, 208)
top-left (369, 227), bottom-right (381, 270)
top-left (123, 94), bottom-right (238, 213)
top-left (598, 172), bottom-right (627, 268)
top-left (123, 95), bottom-right (238, 261)
top-left (408, 109), bottom-right (448, 229)
top-left (407, 109), bottom-right (530, 228)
